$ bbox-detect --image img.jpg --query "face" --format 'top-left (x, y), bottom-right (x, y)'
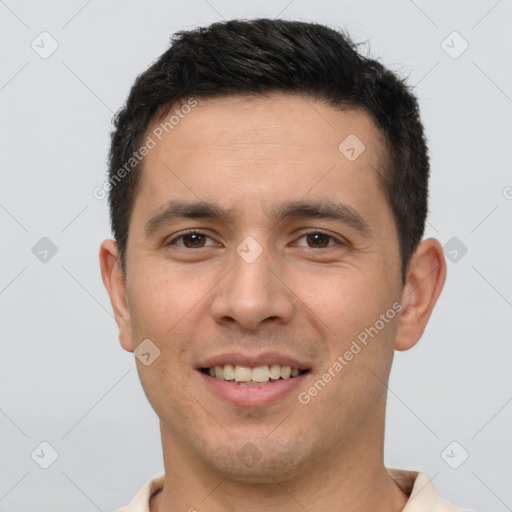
top-left (111, 93), bottom-right (407, 481)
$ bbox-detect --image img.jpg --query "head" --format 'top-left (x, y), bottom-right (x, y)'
top-left (100, 19), bottom-right (445, 482)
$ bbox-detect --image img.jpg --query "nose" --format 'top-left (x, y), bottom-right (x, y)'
top-left (209, 243), bottom-right (295, 331)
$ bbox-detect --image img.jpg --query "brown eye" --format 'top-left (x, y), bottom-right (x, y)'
top-left (167, 231), bottom-right (214, 248)
top-left (295, 231), bottom-right (340, 249)
top-left (305, 232), bottom-right (332, 248)
top-left (181, 233), bottom-right (206, 248)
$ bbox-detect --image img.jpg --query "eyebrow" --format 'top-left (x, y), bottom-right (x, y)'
top-left (144, 199), bottom-right (372, 237)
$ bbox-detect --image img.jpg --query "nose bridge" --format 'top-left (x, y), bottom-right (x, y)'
top-left (210, 237), bottom-right (294, 330)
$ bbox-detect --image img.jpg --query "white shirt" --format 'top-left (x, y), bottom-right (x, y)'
top-left (115, 468), bottom-right (471, 511)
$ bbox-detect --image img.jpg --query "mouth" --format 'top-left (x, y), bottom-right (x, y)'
top-left (199, 364), bottom-right (310, 385)
top-left (196, 353), bottom-right (312, 406)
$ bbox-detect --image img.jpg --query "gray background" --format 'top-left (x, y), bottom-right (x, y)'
top-left (1, 0), bottom-right (511, 510)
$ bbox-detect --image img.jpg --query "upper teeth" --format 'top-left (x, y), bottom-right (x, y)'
top-left (208, 364), bottom-right (302, 382)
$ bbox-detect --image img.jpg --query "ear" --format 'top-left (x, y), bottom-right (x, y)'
top-left (99, 239), bottom-right (134, 352)
top-left (394, 237), bottom-right (447, 351)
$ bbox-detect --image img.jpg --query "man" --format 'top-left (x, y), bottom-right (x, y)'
top-left (99, 18), bottom-right (470, 511)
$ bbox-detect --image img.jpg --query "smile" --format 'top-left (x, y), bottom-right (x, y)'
top-left (200, 364), bottom-right (309, 385)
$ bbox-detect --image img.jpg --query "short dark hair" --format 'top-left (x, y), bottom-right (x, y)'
top-left (107, 18), bottom-right (429, 284)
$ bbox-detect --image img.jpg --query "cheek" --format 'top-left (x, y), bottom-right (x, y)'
top-left (297, 269), bottom-right (387, 338)
top-left (128, 267), bottom-right (201, 339)
top-left (298, 269), bottom-right (398, 388)
top-left (127, 266), bottom-right (212, 391)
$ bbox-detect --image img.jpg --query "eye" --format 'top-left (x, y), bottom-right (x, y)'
top-left (166, 230), bottom-right (216, 249)
top-left (295, 230), bottom-right (343, 249)
top-left (165, 229), bottom-right (345, 250)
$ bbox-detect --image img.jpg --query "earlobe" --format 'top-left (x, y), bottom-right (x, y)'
top-left (394, 238), bottom-right (447, 351)
top-left (99, 239), bottom-right (134, 353)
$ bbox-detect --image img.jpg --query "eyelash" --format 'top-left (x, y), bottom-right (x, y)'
top-left (165, 229), bottom-right (345, 249)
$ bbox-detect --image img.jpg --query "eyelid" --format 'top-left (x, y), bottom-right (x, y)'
top-left (293, 229), bottom-right (347, 247)
top-left (165, 229), bottom-right (217, 247)
top-left (166, 228), bottom-right (346, 248)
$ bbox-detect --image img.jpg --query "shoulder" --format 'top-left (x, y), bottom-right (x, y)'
top-left (387, 468), bottom-right (472, 512)
top-left (115, 474), bottom-right (165, 512)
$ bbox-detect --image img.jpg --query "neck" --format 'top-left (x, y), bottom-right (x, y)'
top-left (150, 418), bottom-right (408, 512)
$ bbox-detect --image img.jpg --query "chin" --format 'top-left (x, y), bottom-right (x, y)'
top-left (202, 437), bottom-right (308, 484)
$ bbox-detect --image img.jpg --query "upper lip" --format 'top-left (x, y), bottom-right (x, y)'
top-left (197, 351), bottom-right (311, 370)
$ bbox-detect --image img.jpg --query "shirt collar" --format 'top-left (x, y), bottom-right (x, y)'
top-left (116, 468), bottom-right (469, 512)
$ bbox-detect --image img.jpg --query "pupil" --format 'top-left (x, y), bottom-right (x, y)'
top-left (185, 234), bottom-right (203, 247)
top-left (308, 233), bottom-right (328, 248)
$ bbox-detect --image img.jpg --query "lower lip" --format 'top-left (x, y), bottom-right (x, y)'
top-left (198, 371), bottom-right (309, 407)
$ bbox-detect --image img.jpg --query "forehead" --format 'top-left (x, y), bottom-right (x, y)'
top-left (148, 93), bottom-right (385, 164)
top-left (134, 92), bottom-right (389, 224)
